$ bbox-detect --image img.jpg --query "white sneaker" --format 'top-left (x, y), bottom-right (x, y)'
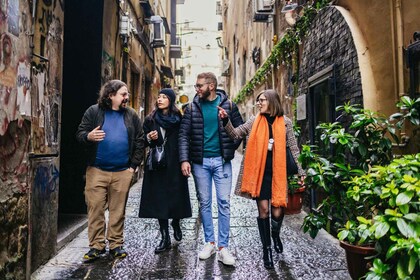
top-left (218, 248), bottom-right (235, 266)
top-left (198, 243), bottom-right (216, 260)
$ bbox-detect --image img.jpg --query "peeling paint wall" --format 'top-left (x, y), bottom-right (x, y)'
top-left (0, 0), bottom-right (64, 278)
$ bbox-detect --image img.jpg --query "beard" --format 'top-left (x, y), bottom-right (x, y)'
top-left (119, 98), bottom-right (129, 110)
top-left (199, 89), bottom-right (211, 101)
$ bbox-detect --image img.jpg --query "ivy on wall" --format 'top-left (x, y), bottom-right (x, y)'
top-left (233, 0), bottom-right (329, 104)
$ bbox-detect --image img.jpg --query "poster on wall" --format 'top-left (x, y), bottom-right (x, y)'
top-left (17, 61), bottom-right (31, 116)
top-left (7, 0), bottom-right (19, 36)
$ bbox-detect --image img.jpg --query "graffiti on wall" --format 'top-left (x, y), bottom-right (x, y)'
top-left (31, 157), bottom-right (59, 269)
top-left (33, 159), bottom-right (59, 200)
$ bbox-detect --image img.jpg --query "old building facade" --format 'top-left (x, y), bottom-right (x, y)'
top-left (221, 0), bottom-right (420, 154)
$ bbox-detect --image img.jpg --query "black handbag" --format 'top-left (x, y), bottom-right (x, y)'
top-left (147, 138), bottom-right (167, 171)
top-left (287, 146), bottom-right (298, 176)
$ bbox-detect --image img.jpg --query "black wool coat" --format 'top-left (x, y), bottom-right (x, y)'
top-left (138, 115), bottom-right (192, 219)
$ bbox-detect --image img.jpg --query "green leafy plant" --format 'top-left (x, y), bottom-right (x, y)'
top-left (300, 96), bottom-right (420, 279)
top-left (342, 155), bottom-right (420, 279)
top-left (300, 103), bottom-right (396, 239)
top-left (288, 175), bottom-right (304, 194)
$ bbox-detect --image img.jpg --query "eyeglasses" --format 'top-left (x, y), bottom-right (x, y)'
top-left (256, 98), bottom-right (267, 103)
top-left (194, 83), bottom-right (208, 89)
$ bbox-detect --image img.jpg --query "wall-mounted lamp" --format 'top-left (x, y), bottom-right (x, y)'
top-left (281, 1), bottom-right (303, 26)
top-left (216, 37), bottom-right (224, 48)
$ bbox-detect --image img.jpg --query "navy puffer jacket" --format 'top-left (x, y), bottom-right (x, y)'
top-left (179, 89), bottom-right (243, 164)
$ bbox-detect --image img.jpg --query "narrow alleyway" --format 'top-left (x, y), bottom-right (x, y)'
top-left (32, 152), bottom-right (351, 279)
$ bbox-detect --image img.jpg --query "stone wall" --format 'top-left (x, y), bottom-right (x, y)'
top-left (298, 6), bottom-right (363, 145)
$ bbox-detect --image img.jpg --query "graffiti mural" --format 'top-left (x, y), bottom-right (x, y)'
top-left (30, 157), bottom-right (59, 270)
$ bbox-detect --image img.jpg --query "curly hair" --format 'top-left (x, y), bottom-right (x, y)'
top-left (97, 79), bottom-right (127, 109)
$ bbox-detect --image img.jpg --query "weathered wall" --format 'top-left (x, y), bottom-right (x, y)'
top-left (0, 0), bottom-right (32, 278)
top-left (0, 0), bottom-right (64, 278)
top-left (222, 0), bottom-right (296, 121)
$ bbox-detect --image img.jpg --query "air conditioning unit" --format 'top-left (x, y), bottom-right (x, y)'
top-left (253, 0), bottom-right (275, 22)
top-left (150, 15), bottom-right (165, 48)
top-left (120, 15), bottom-right (130, 36)
top-left (255, 0), bottom-right (274, 12)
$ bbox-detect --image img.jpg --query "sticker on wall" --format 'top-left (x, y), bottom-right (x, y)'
top-left (17, 61), bottom-right (31, 116)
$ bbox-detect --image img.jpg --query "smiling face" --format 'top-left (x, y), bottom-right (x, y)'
top-left (110, 86), bottom-right (129, 110)
top-left (256, 93), bottom-right (269, 114)
top-left (157, 93), bottom-right (170, 111)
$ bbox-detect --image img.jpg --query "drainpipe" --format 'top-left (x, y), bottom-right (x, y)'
top-left (395, 0), bottom-right (405, 100)
top-left (392, 0), bottom-right (409, 145)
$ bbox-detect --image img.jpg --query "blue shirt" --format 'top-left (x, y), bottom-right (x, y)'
top-left (201, 95), bottom-right (221, 158)
top-left (94, 110), bottom-right (129, 171)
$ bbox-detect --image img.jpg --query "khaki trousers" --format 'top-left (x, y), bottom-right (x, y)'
top-left (84, 167), bottom-right (133, 250)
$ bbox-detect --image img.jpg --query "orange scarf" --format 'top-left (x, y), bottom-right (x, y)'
top-left (241, 115), bottom-right (287, 207)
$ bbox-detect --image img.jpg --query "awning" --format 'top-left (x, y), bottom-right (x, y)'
top-left (160, 65), bottom-right (174, 79)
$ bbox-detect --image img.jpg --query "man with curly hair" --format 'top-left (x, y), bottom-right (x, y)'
top-left (76, 79), bottom-right (144, 260)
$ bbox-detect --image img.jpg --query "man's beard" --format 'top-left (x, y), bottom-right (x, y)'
top-left (199, 89), bottom-right (211, 101)
top-left (119, 98), bottom-right (129, 110)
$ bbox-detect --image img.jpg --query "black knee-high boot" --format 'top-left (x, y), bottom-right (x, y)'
top-left (171, 219), bottom-right (182, 241)
top-left (271, 214), bottom-right (284, 253)
top-left (155, 219), bottom-right (171, 254)
top-left (257, 217), bottom-right (274, 269)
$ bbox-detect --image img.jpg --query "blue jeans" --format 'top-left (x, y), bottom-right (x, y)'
top-left (192, 157), bottom-right (232, 248)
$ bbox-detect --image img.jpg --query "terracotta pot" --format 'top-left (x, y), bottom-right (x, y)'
top-left (285, 187), bottom-right (305, 215)
top-left (339, 241), bottom-right (376, 280)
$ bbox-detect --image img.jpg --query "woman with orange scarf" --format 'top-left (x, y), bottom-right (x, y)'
top-left (219, 89), bottom-right (305, 269)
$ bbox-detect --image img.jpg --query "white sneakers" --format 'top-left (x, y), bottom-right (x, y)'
top-left (198, 243), bottom-right (216, 260)
top-left (198, 243), bottom-right (235, 266)
top-left (217, 248), bottom-right (235, 266)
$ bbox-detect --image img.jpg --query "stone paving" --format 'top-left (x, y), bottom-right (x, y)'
top-left (32, 152), bottom-right (351, 280)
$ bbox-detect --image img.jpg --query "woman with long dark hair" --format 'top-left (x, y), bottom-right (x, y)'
top-left (138, 88), bottom-right (192, 253)
top-left (218, 89), bottom-right (305, 269)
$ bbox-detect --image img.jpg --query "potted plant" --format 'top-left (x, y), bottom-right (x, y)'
top-left (339, 155), bottom-right (420, 279)
top-left (285, 175), bottom-right (306, 215)
top-left (300, 102), bottom-right (396, 236)
top-left (299, 97), bottom-right (419, 279)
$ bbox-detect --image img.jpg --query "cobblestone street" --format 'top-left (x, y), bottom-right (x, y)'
top-left (32, 152), bottom-right (351, 279)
